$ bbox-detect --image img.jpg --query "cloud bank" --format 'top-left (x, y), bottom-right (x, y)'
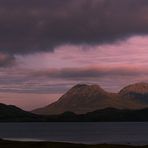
top-left (0, 0), bottom-right (148, 53)
top-left (0, 64), bottom-right (148, 94)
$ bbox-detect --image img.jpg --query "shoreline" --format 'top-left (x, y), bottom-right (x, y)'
top-left (3, 138), bottom-right (148, 145)
top-left (1, 139), bottom-right (148, 148)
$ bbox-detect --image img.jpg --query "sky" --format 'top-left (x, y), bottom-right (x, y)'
top-left (0, 0), bottom-right (148, 110)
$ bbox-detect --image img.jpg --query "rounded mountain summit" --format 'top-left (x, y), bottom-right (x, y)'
top-left (119, 82), bottom-right (148, 104)
top-left (32, 83), bottom-right (148, 115)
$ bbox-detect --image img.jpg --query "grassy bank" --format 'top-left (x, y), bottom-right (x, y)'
top-left (0, 140), bottom-right (148, 148)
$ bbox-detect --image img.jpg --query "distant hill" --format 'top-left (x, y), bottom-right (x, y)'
top-left (1, 103), bottom-right (148, 122)
top-left (32, 83), bottom-right (148, 115)
top-left (0, 103), bottom-right (42, 122)
top-left (45, 108), bottom-right (148, 122)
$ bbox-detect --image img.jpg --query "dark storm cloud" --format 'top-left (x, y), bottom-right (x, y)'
top-left (0, 0), bottom-right (148, 53)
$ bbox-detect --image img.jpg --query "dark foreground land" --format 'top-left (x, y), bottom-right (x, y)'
top-left (1, 140), bottom-right (148, 148)
top-left (3, 102), bottom-right (148, 122)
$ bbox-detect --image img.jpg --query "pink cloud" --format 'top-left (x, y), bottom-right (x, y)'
top-left (1, 35), bottom-right (148, 109)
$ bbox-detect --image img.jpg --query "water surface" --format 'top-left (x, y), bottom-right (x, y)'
top-left (1, 122), bottom-right (148, 145)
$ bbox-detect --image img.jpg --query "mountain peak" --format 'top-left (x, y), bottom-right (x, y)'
top-left (61, 84), bottom-right (107, 102)
top-left (71, 84), bottom-right (105, 93)
top-left (119, 82), bottom-right (148, 95)
top-left (32, 83), bottom-right (148, 115)
top-left (73, 84), bottom-right (88, 88)
top-left (32, 83), bottom-right (117, 115)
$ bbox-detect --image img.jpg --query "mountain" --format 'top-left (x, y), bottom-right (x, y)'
top-left (119, 82), bottom-right (148, 105)
top-left (1, 82), bottom-right (148, 121)
top-left (33, 83), bottom-right (148, 115)
top-left (0, 103), bottom-right (41, 121)
top-left (32, 84), bottom-right (122, 115)
top-left (32, 83), bottom-right (148, 115)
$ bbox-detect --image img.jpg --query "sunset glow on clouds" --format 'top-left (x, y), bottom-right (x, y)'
top-left (0, 0), bottom-right (148, 110)
top-left (0, 35), bottom-right (148, 110)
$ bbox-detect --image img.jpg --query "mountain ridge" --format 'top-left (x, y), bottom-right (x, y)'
top-left (1, 102), bottom-right (148, 122)
top-left (32, 82), bottom-right (148, 115)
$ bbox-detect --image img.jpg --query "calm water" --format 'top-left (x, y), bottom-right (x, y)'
top-left (1, 122), bottom-right (148, 145)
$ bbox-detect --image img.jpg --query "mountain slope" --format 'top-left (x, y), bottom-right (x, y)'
top-left (0, 103), bottom-right (41, 121)
top-left (33, 83), bottom-right (148, 115)
top-left (119, 82), bottom-right (148, 105)
top-left (33, 84), bottom-right (139, 115)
